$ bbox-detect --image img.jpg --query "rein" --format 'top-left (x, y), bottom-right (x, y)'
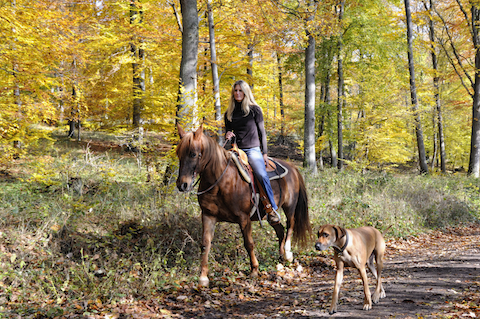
top-left (195, 140), bottom-right (233, 196)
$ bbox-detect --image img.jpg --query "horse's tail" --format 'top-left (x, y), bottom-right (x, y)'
top-left (292, 168), bottom-right (312, 247)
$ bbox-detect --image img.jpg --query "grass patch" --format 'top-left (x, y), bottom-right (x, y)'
top-left (0, 129), bottom-right (479, 315)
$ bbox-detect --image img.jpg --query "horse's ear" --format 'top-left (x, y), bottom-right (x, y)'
top-left (177, 123), bottom-right (186, 139)
top-left (193, 124), bottom-right (203, 140)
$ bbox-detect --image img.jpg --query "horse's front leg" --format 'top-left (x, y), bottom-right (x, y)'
top-left (199, 214), bottom-right (216, 287)
top-left (238, 219), bottom-right (259, 277)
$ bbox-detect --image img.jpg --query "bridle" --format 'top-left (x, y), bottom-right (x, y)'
top-left (192, 137), bottom-right (233, 196)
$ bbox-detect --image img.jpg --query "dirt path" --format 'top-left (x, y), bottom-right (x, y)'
top-left (158, 225), bottom-right (480, 319)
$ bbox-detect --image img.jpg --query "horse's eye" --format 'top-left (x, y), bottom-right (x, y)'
top-left (190, 152), bottom-right (196, 158)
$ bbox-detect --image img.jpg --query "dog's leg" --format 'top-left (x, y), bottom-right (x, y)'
top-left (367, 253), bottom-right (377, 277)
top-left (358, 266), bottom-right (372, 310)
top-left (329, 260), bottom-right (344, 315)
top-left (372, 250), bottom-right (386, 302)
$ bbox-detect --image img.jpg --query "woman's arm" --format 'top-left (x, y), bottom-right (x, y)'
top-left (224, 113), bottom-right (235, 140)
top-left (253, 106), bottom-right (268, 155)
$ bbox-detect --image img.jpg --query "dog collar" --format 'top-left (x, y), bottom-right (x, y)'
top-left (333, 231), bottom-right (349, 255)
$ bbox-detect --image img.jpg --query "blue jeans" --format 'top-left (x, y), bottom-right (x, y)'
top-left (243, 147), bottom-right (278, 211)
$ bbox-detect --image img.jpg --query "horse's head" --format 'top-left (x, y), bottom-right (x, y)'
top-left (176, 124), bottom-right (205, 192)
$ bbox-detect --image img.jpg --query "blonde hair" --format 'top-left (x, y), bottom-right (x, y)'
top-left (225, 80), bottom-right (259, 121)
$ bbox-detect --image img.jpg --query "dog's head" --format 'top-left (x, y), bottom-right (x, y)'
top-left (314, 224), bottom-right (346, 251)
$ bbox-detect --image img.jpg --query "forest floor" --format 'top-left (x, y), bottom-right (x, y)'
top-left (3, 133), bottom-right (479, 318)
top-left (61, 224), bottom-right (479, 319)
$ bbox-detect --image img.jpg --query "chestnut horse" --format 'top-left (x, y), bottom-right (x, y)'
top-left (176, 124), bottom-right (311, 287)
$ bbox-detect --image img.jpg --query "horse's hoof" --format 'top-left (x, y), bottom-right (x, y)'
top-left (199, 276), bottom-right (209, 287)
top-left (284, 251), bottom-right (294, 263)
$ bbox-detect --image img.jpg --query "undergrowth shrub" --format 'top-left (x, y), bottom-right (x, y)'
top-left (1, 132), bottom-right (480, 315)
top-left (307, 168), bottom-right (480, 238)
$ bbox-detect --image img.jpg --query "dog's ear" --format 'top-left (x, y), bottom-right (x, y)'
top-left (317, 226), bottom-right (324, 239)
top-left (338, 226), bottom-right (347, 238)
top-left (332, 226), bottom-right (339, 240)
top-left (333, 226), bottom-right (347, 239)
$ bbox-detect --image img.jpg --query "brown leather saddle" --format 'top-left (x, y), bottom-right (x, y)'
top-left (229, 144), bottom-right (288, 222)
top-left (230, 144), bottom-right (288, 182)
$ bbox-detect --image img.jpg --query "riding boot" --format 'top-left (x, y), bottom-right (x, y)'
top-left (263, 200), bottom-right (280, 225)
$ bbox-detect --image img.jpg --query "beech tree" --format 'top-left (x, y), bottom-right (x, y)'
top-left (131, 0), bottom-right (146, 130)
top-left (336, 0), bottom-right (345, 171)
top-left (425, 0), bottom-right (446, 172)
top-left (206, 0), bottom-right (222, 143)
top-left (0, 0), bottom-right (478, 174)
top-left (177, 0), bottom-right (199, 128)
top-left (405, 0), bottom-right (429, 174)
top-left (317, 37), bottom-right (337, 168)
top-left (468, 3), bottom-right (480, 177)
top-left (432, 0), bottom-right (480, 175)
top-left (304, 0), bottom-right (318, 173)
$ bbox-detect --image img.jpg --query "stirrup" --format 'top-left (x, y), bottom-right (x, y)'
top-left (265, 205), bottom-right (281, 225)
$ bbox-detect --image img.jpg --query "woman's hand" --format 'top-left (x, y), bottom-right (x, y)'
top-left (225, 131), bottom-right (235, 140)
top-left (263, 153), bottom-right (269, 166)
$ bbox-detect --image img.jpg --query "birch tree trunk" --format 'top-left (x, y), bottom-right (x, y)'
top-left (304, 1), bottom-right (317, 173)
top-left (404, 0), bottom-right (429, 174)
top-left (176, 0), bottom-right (199, 128)
top-left (468, 5), bottom-right (480, 177)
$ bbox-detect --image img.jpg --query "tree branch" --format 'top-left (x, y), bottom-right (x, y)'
top-left (168, 0), bottom-right (183, 33)
top-left (434, 6), bottom-right (474, 88)
top-left (455, 0), bottom-right (474, 40)
top-left (437, 37), bottom-right (473, 97)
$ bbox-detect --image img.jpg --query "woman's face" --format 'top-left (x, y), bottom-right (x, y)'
top-left (233, 85), bottom-right (245, 102)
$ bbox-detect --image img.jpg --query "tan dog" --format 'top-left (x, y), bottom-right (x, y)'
top-left (315, 225), bottom-right (386, 314)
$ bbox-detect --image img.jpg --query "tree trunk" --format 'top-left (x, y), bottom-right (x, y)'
top-left (246, 21), bottom-right (254, 86)
top-left (277, 53), bottom-right (285, 138)
top-left (131, 0), bottom-right (145, 129)
top-left (337, 0), bottom-right (345, 171)
top-left (68, 58), bottom-right (81, 142)
top-left (247, 42), bottom-right (253, 85)
top-left (207, 0), bottom-right (222, 144)
top-left (427, 0), bottom-right (446, 173)
top-left (318, 114), bottom-right (325, 171)
top-left (318, 37), bottom-right (336, 168)
top-left (68, 84), bottom-right (76, 139)
top-left (468, 5), bottom-right (480, 177)
top-left (304, 2), bottom-right (317, 174)
top-left (404, 0), bottom-right (429, 174)
top-left (176, 0), bottom-right (199, 128)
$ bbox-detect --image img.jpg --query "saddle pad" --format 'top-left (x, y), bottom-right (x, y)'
top-left (266, 157), bottom-right (288, 180)
top-left (231, 152), bottom-right (251, 183)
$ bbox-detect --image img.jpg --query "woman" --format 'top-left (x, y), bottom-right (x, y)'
top-left (224, 80), bottom-right (280, 225)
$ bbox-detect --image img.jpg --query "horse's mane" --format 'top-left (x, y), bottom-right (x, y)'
top-left (177, 131), bottom-right (229, 177)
